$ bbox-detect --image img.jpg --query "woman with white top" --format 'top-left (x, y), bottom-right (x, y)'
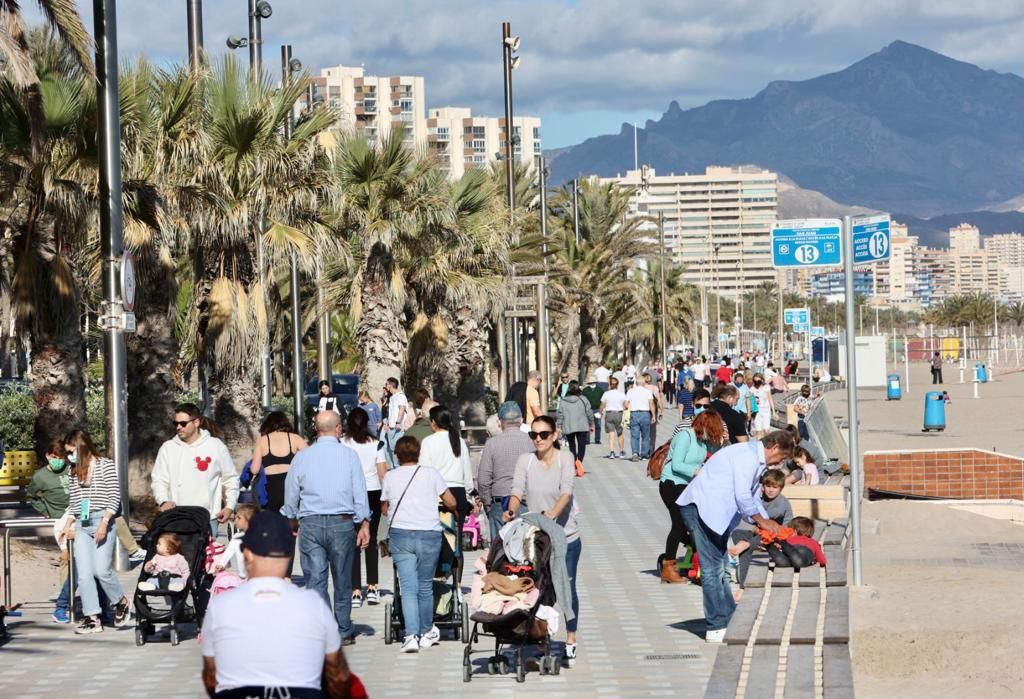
top-left (382, 436), bottom-right (457, 653)
top-left (599, 376), bottom-right (627, 459)
top-left (342, 407), bottom-right (388, 608)
top-left (419, 405), bottom-right (474, 522)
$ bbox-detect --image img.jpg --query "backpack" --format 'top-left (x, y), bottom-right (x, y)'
top-left (646, 441), bottom-right (671, 480)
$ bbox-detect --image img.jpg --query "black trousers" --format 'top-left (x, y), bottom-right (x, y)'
top-left (658, 479), bottom-right (690, 559)
top-left (352, 489), bottom-right (382, 589)
top-left (932, 367), bottom-right (943, 384)
top-left (566, 431), bottom-right (589, 463)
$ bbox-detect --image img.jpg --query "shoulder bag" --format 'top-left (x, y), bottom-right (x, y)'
top-left (378, 465), bottom-right (420, 558)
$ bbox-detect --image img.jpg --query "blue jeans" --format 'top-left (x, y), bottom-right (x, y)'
top-left (55, 559), bottom-right (110, 613)
top-left (383, 428), bottom-right (404, 469)
top-left (390, 528), bottom-right (442, 637)
top-left (298, 515), bottom-right (356, 639)
top-left (680, 503), bottom-right (735, 631)
top-left (629, 411), bottom-right (652, 457)
top-left (74, 518), bottom-right (124, 617)
top-left (565, 538), bottom-right (582, 634)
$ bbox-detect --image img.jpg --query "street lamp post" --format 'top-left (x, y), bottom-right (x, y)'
top-left (94, 0), bottom-right (130, 570)
top-left (572, 178), bottom-right (581, 244)
top-left (659, 212), bottom-right (668, 369)
top-left (501, 22), bottom-right (519, 214)
top-left (537, 155), bottom-right (552, 409)
top-left (186, 0), bottom-right (204, 73)
top-left (282, 45), bottom-right (304, 431)
top-left (714, 243), bottom-right (722, 353)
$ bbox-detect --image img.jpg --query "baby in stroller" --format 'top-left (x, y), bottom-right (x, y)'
top-left (139, 533), bottom-right (190, 592)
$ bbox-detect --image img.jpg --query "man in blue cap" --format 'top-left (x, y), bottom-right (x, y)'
top-left (201, 510), bottom-right (366, 698)
top-left (476, 401), bottom-right (534, 540)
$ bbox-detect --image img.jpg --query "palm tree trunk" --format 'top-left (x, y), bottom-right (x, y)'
top-left (31, 328), bottom-right (87, 454)
top-left (208, 372), bottom-right (260, 460)
top-left (452, 305), bottom-right (488, 425)
top-left (356, 272), bottom-right (407, 399)
top-left (558, 306), bottom-right (582, 383)
top-left (126, 254), bottom-right (178, 497)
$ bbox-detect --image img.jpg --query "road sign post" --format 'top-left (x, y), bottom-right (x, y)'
top-left (842, 216), bottom-right (863, 588)
top-left (772, 219), bottom-right (843, 269)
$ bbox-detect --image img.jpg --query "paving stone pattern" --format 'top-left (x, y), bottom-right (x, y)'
top-left (3, 412), bottom-right (714, 697)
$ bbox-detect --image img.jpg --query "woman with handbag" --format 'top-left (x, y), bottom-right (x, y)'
top-left (380, 436), bottom-right (457, 654)
top-left (659, 411), bottom-right (726, 583)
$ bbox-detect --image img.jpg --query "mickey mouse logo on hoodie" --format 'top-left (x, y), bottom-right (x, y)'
top-left (195, 456), bottom-right (212, 472)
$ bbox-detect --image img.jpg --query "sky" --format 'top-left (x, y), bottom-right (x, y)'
top-left (29, 1), bottom-right (1024, 149)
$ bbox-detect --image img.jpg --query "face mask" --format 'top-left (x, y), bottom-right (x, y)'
top-left (67, 452), bottom-right (78, 464)
top-left (48, 457), bottom-right (66, 472)
top-left (694, 406), bottom-right (706, 415)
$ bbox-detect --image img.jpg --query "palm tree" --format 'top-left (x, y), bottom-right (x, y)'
top-left (0, 30), bottom-right (95, 448)
top-left (190, 56), bottom-right (335, 454)
top-left (631, 258), bottom-right (700, 361)
top-left (0, 1), bottom-right (91, 90)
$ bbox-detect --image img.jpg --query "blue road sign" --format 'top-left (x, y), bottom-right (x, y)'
top-left (852, 214), bottom-right (891, 265)
top-left (785, 308), bottom-right (809, 325)
top-left (772, 219), bottom-right (843, 268)
top-left (812, 326), bottom-right (826, 337)
top-left (793, 322), bottom-right (810, 333)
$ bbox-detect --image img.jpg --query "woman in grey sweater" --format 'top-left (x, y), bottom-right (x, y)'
top-left (556, 380), bottom-right (594, 463)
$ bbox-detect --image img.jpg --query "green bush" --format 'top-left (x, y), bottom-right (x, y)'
top-left (0, 387), bottom-right (35, 451)
top-left (86, 386), bottom-right (107, 452)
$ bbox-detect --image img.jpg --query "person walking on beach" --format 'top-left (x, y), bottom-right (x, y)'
top-left (931, 352), bottom-right (943, 384)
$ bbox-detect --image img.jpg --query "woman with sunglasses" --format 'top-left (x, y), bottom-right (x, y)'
top-left (504, 415), bottom-right (582, 669)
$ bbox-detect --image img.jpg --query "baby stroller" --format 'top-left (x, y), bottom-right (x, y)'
top-left (133, 506), bottom-right (213, 646)
top-left (384, 510), bottom-right (469, 645)
top-left (462, 518), bottom-right (561, 683)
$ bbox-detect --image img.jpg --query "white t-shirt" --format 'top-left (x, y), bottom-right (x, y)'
top-left (625, 386), bottom-right (655, 411)
top-left (623, 364), bottom-right (637, 379)
top-left (201, 577), bottom-right (340, 691)
top-left (594, 366), bottom-right (611, 383)
top-left (600, 388), bottom-right (627, 411)
top-left (387, 391), bottom-right (409, 428)
top-left (419, 432), bottom-right (474, 490)
top-left (612, 370), bottom-right (627, 386)
top-left (692, 363), bottom-right (706, 380)
top-left (340, 438), bottom-right (386, 491)
top-left (316, 395), bottom-right (342, 415)
top-left (381, 465), bottom-right (449, 531)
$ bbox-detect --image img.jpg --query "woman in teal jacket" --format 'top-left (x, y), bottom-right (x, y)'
top-left (659, 411), bottom-right (727, 583)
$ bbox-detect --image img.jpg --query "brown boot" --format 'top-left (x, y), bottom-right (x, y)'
top-left (661, 559), bottom-right (686, 584)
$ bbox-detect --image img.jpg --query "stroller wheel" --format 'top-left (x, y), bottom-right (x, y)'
top-left (383, 602), bottom-right (394, 645)
top-left (497, 656), bottom-right (509, 675)
top-left (170, 628), bottom-right (179, 646)
top-left (460, 603), bottom-right (470, 644)
top-left (134, 627), bottom-right (146, 647)
top-left (539, 655), bottom-right (550, 675)
top-left (463, 660), bottom-right (472, 683)
top-left (550, 654), bottom-right (561, 676)
top-left (515, 650), bottom-right (526, 683)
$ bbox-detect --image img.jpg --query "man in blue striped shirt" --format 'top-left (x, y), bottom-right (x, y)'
top-left (283, 411), bottom-right (370, 644)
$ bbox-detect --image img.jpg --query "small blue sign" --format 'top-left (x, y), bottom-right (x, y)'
top-left (852, 214), bottom-right (891, 265)
top-left (772, 219), bottom-right (843, 268)
top-left (793, 322), bottom-right (810, 333)
top-left (812, 326), bottom-right (826, 337)
top-left (785, 308), bottom-right (809, 326)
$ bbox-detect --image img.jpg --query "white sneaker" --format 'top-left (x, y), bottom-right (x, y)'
top-left (351, 592), bottom-right (363, 608)
top-left (419, 626), bottom-right (441, 649)
top-left (705, 628), bottom-right (727, 644)
top-left (401, 635), bottom-right (420, 653)
top-left (138, 581), bottom-right (156, 592)
top-left (365, 588), bottom-right (380, 605)
top-left (168, 581), bottom-right (185, 592)
top-left (565, 642), bottom-right (577, 668)
top-left (129, 549), bottom-right (147, 563)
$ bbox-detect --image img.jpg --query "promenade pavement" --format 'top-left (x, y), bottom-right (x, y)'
top-left (824, 361), bottom-right (1024, 457)
top-left (2, 409), bottom-right (713, 698)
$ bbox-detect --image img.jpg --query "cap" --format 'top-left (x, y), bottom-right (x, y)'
top-left (242, 510), bottom-right (294, 558)
top-left (497, 401), bottom-right (523, 421)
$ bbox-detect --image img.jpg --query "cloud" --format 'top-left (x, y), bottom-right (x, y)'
top-left (25, 0), bottom-right (1024, 143)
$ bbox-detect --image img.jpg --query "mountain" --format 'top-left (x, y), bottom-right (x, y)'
top-left (547, 41), bottom-right (1024, 217)
top-left (777, 176), bottom-right (878, 220)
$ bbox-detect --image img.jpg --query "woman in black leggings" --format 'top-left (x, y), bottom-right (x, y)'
top-left (658, 410), bottom-right (726, 583)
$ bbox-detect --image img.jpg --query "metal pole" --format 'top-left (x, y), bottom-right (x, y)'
top-left (536, 282), bottom-right (549, 414)
top-left (94, 0), bottom-right (130, 572)
top-left (496, 314), bottom-right (508, 399)
top-left (658, 212), bottom-right (668, 369)
top-left (841, 217), bottom-right (863, 586)
top-left (283, 45), bottom-right (304, 431)
top-left (572, 179), bottom-right (580, 244)
top-left (247, 0), bottom-right (259, 75)
top-left (537, 156), bottom-right (552, 405)
top-left (186, 0), bottom-right (204, 73)
top-left (904, 335), bottom-right (910, 394)
top-left (777, 270), bottom-right (784, 361)
top-left (317, 285), bottom-right (330, 381)
top-left (501, 21), bottom-right (515, 215)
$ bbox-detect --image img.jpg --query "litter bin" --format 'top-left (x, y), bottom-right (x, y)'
top-left (886, 374), bottom-right (901, 401)
top-left (975, 363), bottom-right (988, 383)
top-left (923, 391), bottom-right (946, 432)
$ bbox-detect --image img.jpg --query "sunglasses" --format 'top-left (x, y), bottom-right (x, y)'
top-left (528, 430), bottom-right (555, 441)
top-left (173, 420), bottom-right (195, 428)
top-left (694, 402), bottom-right (710, 408)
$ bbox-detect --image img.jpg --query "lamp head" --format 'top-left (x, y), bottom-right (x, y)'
top-left (226, 35), bottom-right (248, 50)
top-left (289, 58), bottom-right (303, 73)
top-left (505, 35), bottom-right (521, 52)
top-left (510, 55), bottom-right (521, 70)
top-left (256, 1), bottom-right (273, 19)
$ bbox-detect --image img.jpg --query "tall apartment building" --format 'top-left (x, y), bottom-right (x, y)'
top-left (602, 166), bottom-right (779, 298)
top-left (810, 270), bottom-right (874, 302)
top-left (427, 107), bottom-right (542, 179)
top-left (312, 65), bottom-right (427, 147)
top-left (984, 232), bottom-right (1024, 266)
top-left (949, 223), bottom-right (981, 253)
top-left (945, 224), bottom-right (1002, 296)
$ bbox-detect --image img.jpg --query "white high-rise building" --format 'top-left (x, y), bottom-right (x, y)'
top-left (311, 65), bottom-right (427, 147)
top-left (601, 166), bottom-right (779, 298)
top-left (427, 107), bottom-right (542, 179)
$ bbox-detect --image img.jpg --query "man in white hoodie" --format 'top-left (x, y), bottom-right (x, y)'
top-left (151, 403), bottom-right (239, 535)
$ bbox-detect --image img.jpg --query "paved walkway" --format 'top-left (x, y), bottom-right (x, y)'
top-left (2, 411), bottom-right (714, 697)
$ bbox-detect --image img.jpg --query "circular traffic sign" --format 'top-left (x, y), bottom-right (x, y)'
top-left (869, 231), bottom-right (888, 258)
top-left (795, 245), bottom-right (820, 264)
top-left (121, 253), bottom-right (137, 311)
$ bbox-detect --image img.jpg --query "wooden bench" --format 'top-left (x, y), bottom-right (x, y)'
top-left (706, 517), bottom-right (855, 698)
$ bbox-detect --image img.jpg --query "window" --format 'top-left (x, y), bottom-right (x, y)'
top-left (436, 127), bottom-right (449, 139)
top-left (471, 139), bottom-right (485, 151)
top-left (533, 127), bottom-right (540, 139)
top-left (328, 86), bottom-right (341, 97)
top-left (472, 126), bottom-right (486, 138)
top-left (399, 99), bottom-right (414, 112)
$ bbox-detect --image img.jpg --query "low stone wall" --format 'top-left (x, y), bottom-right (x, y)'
top-left (863, 448), bottom-right (1024, 499)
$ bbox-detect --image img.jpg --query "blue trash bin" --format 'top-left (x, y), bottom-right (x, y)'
top-left (923, 391), bottom-right (946, 431)
top-left (886, 374), bottom-right (901, 400)
top-left (976, 363), bottom-right (988, 383)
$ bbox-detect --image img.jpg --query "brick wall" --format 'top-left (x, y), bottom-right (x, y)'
top-left (863, 449), bottom-right (1024, 500)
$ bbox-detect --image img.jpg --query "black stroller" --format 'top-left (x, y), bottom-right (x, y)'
top-left (384, 510), bottom-right (469, 644)
top-left (462, 519), bottom-right (561, 683)
top-left (133, 506), bottom-right (213, 646)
